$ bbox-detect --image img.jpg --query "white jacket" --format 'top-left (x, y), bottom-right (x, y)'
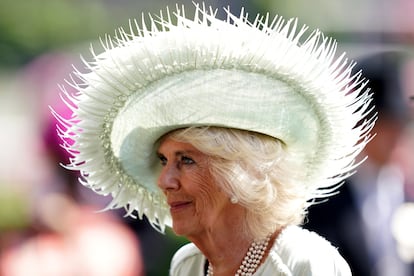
top-left (169, 226), bottom-right (352, 276)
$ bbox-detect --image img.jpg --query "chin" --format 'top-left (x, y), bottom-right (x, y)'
top-left (172, 221), bottom-right (200, 238)
top-left (171, 221), bottom-right (188, 236)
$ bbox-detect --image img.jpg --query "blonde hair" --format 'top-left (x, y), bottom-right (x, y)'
top-left (166, 127), bottom-right (308, 239)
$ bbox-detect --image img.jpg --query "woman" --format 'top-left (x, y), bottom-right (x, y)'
top-left (157, 127), bottom-right (352, 275)
top-left (54, 3), bottom-right (375, 275)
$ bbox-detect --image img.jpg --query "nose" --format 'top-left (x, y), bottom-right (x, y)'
top-left (157, 164), bottom-right (180, 192)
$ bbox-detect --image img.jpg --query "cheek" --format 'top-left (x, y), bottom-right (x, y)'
top-left (191, 173), bottom-right (227, 210)
top-left (192, 173), bottom-right (214, 199)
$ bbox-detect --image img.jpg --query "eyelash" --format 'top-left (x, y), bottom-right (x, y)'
top-left (159, 155), bottom-right (167, 166)
top-left (181, 156), bottom-right (195, 165)
top-left (158, 155), bottom-right (195, 166)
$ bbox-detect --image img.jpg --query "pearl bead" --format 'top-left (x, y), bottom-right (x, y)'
top-left (206, 234), bottom-right (271, 276)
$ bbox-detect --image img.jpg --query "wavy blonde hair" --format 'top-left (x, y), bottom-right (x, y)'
top-left (167, 126), bottom-right (308, 239)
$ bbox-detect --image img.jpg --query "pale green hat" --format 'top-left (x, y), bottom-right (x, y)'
top-left (53, 4), bottom-right (375, 231)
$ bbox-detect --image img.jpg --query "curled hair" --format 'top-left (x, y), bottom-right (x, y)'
top-left (167, 127), bottom-right (308, 239)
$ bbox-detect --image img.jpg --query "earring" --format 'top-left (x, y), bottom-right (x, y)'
top-left (230, 196), bottom-right (239, 204)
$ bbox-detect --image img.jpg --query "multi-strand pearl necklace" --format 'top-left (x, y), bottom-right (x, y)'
top-left (206, 234), bottom-right (271, 276)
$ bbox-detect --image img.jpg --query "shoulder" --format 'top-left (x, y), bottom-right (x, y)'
top-left (171, 242), bottom-right (202, 265)
top-left (270, 226), bottom-right (351, 276)
top-left (170, 243), bottom-right (205, 276)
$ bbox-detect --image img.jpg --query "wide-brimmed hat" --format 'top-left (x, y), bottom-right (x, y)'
top-left (53, 4), bottom-right (375, 231)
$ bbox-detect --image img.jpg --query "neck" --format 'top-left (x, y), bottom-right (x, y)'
top-left (188, 225), bottom-right (281, 276)
top-left (189, 223), bottom-right (252, 275)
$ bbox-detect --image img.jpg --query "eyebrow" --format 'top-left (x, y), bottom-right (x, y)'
top-left (156, 149), bottom-right (197, 157)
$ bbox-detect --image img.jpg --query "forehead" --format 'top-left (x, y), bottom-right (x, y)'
top-left (157, 137), bottom-right (200, 155)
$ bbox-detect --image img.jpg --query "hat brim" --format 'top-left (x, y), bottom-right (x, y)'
top-left (57, 5), bottom-right (375, 231)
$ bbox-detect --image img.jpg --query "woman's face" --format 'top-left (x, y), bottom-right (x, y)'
top-left (156, 137), bottom-right (238, 237)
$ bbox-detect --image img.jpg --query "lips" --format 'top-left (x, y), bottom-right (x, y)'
top-left (168, 201), bottom-right (192, 212)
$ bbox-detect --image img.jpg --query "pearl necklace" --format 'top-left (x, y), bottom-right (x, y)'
top-left (206, 234), bottom-right (271, 276)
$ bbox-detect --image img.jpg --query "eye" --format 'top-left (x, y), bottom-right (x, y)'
top-left (181, 155), bottom-right (195, 165)
top-left (158, 154), bottom-right (167, 166)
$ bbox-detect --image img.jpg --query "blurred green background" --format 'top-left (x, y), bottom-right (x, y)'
top-left (0, 0), bottom-right (413, 275)
top-left (1, 0), bottom-right (413, 69)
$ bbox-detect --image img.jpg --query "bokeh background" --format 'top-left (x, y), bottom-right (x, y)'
top-left (0, 0), bottom-right (413, 275)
